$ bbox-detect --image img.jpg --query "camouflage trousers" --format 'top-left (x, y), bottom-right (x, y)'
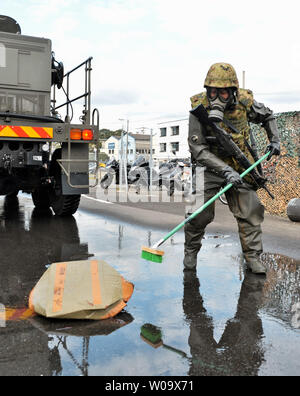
top-left (184, 170), bottom-right (265, 267)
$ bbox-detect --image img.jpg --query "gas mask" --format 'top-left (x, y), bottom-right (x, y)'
top-left (207, 87), bottom-right (235, 122)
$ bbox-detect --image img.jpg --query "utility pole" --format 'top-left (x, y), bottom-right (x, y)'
top-left (119, 118), bottom-right (129, 192)
top-left (242, 71), bottom-right (246, 89)
top-left (126, 119), bottom-right (129, 173)
top-left (136, 126), bottom-right (154, 194)
top-left (150, 128), bottom-right (153, 194)
top-left (119, 121), bottom-right (124, 190)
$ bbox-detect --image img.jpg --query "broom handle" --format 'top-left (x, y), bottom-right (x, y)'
top-left (154, 152), bottom-right (270, 248)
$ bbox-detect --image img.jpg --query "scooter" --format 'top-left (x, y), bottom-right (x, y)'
top-left (100, 159), bottom-right (131, 189)
top-left (127, 156), bottom-right (151, 193)
top-left (128, 156), bottom-right (187, 196)
top-left (155, 160), bottom-right (186, 196)
top-left (182, 163), bottom-right (229, 203)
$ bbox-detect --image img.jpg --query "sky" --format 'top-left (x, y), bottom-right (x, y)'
top-left (1, 0), bottom-right (300, 131)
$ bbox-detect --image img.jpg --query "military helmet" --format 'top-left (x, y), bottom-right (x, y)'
top-left (204, 63), bottom-right (239, 89)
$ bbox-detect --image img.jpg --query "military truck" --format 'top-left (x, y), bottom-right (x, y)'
top-left (0, 16), bottom-right (99, 216)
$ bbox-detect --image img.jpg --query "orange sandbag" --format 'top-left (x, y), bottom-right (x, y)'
top-left (29, 260), bottom-right (134, 320)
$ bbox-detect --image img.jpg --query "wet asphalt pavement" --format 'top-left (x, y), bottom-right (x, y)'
top-left (0, 193), bottom-right (300, 376)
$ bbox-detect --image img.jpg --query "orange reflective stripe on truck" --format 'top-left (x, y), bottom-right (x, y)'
top-left (0, 125), bottom-right (53, 139)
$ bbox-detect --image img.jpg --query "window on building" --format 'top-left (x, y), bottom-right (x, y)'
top-left (171, 126), bottom-right (179, 136)
top-left (160, 143), bottom-right (167, 152)
top-left (0, 43), bottom-right (6, 67)
top-left (171, 142), bottom-right (179, 152)
top-left (160, 128), bottom-right (167, 137)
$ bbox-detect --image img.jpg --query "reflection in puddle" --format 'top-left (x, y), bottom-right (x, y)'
top-left (0, 200), bottom-right (135, 376)
top-left (29, 313), bottom-right (134, 376)
top-left (182, 268), bottom-right (266, 376)
top-left (262, 253), bottom-right (300, 328)
top-left (0, 207), bottom-right (91, 308)
top-left (0, 197), bottom-right (300, 376)
top-left (204, 234), bottom-right (231, 240)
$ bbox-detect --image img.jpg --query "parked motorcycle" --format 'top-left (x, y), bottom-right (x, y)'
top-left (100, 159), bottom-right (131, 189)
top-left (155, 160), bottom-right (187, 196)
top-left (128, 156), bottom-right (188, 196)
top-left (182, 162), bottom-right (229, 204)
top-left (127, 156), bottom-right (150, 193)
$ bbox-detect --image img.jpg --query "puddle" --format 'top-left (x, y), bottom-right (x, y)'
top-left (261, 253), bottom-right (300, 328)
top-left (204, 234), bottom-right (231, 240)
top-left (0, 196), bottom-right (300, 376)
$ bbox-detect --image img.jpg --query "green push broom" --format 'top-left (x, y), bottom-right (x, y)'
top-left (141, 152), bottom-right (271, 263)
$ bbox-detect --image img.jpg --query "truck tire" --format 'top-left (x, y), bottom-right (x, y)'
top-left (32, 186), bottom-right (51, 210)
top-left (49, 148), bottom-right (81, 216)
top-left (287, 198), bottom-right (300, 222)
top-left (51, 194), bottom-right (81, 217)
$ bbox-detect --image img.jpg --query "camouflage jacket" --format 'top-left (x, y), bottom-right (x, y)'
top-left (188, 88), bottom-right (277, 180)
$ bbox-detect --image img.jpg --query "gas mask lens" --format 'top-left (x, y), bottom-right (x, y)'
top-left (218, 88), bottom-right (230, 103)
top-left (207, 87), bottom-right (218, 101)
top-left (207, 88), bottom-right (231, 103)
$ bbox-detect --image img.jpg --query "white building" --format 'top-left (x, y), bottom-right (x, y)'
top-left (101, 133), bottom-right (151, 163)
top-left (153, 118), bottom-right (190, 162)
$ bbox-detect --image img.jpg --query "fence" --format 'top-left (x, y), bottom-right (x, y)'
top-left (251, 111), bottom-right (300, 217)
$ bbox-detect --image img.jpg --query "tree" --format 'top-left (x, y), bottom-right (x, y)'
top-left (99, 152), bottom-right (109, 162)
top-left (99, 128), bottom-right (122, 139)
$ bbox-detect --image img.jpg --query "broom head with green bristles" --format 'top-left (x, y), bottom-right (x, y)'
top-left (141, 246), bottom-right (164, 263)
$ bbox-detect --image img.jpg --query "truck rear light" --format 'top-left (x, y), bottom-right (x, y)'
top-left (70, 129), bottom-right (82, 140)
top-left (82, 129), bottom-right (93, 140)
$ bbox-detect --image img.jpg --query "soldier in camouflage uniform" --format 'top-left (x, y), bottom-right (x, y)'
top-left (185, 63), bottom-right (281, 274)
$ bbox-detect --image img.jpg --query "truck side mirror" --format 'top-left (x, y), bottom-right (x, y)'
top-left (51, 55), bottom-right (64, 89)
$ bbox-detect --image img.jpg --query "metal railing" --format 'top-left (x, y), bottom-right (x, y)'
top-left (51, 57), bottom-right (93, 124)
top-left (51, 58), bottom-right (100, 189)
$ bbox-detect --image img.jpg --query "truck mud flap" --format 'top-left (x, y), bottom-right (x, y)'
top-left (61, 173), bottom-right (89, 195)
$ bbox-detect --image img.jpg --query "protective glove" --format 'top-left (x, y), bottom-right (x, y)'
top-left (221, 166), bottom-right (243, 188)
top-left (265, 141), bottom-right (280, 161)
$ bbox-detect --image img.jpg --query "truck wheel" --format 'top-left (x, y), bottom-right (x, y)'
top-left (32, 186), bottom-right (51, 210)
top-left (49, 148), bottom-right (81, 216)
top-left (51, 194), bottom-right (81, 217)
top-left (287, 198), bottom-right (300, 222)
top-left (4, 191), bottom-right (19, 211)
